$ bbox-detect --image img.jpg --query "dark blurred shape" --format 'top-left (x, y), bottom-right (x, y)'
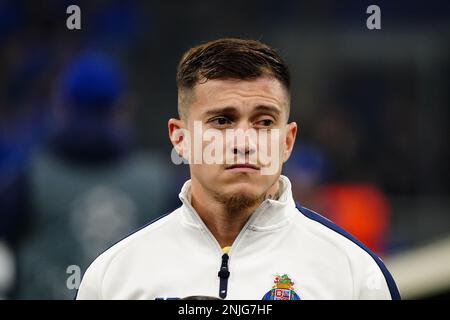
top-left (14, 50), bottom-right (175, 299)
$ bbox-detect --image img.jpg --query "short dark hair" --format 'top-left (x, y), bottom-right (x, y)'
top-left (176, 38), bottom-right (290, 118)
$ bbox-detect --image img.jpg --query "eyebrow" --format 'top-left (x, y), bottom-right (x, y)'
top-left (252, 105), bottom-right (281, 116)
top-left (203, 106), bottom-right (238, 118)
top-left (202, 105), bottom-right (281, 118)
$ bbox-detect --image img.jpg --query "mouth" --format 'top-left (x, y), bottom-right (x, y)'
top-left (225, 164), bottom-right (260, 173)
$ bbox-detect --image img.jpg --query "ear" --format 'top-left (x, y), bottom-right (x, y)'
top-left (283, 122), bottom-right (297, 163)
top-left (168, 118), bottom-right (188, 160)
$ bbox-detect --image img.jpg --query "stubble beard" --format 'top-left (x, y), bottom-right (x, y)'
top-left (211, 189), bottom-right (266, 215)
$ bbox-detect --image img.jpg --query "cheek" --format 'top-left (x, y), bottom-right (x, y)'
top-left (257, 131), bottom-right (285, 161)
top-left (276, 131), bottom-right (289, 159)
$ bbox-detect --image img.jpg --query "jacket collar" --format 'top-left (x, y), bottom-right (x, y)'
top-left (178, 175), bottom-right (296, 230)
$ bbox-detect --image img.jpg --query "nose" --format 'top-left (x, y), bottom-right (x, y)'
top-left (231, 137), bottom-right (257, 167)
top-left (230, 124), bottom-right (257, 157)
top-left (233, 143), bottom-right (256, 156)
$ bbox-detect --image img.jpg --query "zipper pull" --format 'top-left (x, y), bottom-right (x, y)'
top-left (218, 253), bottom-right (230, 299)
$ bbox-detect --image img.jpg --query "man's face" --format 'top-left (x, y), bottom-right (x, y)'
top-left (170, 77), bottom-right (297, 205)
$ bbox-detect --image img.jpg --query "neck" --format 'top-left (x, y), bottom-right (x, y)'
top-left (190, 179), bottom-right (280, 248)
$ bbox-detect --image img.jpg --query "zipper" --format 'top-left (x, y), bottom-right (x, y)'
top-left (218, 252), bottom-right (230, 298)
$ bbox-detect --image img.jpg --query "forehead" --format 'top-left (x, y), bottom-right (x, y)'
top-left (190, 77), bottom-right (289, 111)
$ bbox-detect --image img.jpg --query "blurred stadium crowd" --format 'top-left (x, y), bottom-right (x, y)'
top-left (0, 0), bottom-right (449, 299)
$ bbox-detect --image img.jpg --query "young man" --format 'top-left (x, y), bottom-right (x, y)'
top-left (76, 38), bottom-right (400, 300)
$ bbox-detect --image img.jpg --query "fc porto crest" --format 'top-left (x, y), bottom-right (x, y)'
top-left (262, 274), bottom-right (301, 300)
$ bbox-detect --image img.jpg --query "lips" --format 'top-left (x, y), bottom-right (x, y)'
top-left (225, 164), bottom-right (260, 171)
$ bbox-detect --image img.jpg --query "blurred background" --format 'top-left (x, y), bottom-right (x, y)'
top-left (0, 0), bottom-right (449, 299)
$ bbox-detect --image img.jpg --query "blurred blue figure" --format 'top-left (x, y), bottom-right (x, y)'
top-left (15, 51), bottom-right (174, 299)
top-left (53, 51), bottom-right (130, 164)
top-left (283, 143), bottom-right (328, 207)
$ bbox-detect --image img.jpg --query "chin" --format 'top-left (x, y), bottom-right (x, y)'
top-left (222, 181), bottom-right (263, 199)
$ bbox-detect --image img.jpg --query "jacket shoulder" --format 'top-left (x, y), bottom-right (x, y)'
top-left (294, 205), bottom-right (400, 300)
top-left (76, 208), bottom-right (180, 299)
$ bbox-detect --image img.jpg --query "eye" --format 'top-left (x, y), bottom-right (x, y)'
top-left (255, 119), bottom-right (274, 127)
top-left (209, 116), bottom-right (232, 127)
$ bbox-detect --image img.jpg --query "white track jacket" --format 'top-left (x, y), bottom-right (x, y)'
top-left (76, 175), bottom-right (400, 300)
